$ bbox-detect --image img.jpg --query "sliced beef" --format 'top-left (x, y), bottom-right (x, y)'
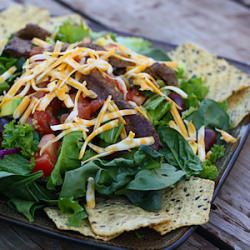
top-left (4, 37), bottom-right (32, 58)
top-left (108, 56), bottom-right (135, 68)
top-left (145, 62), bottom-right (177, 86)
top-left (4, 24), bottom-right (50, 58)
top-left (16, 24), bottom-right (50, 40)
top-left (79, 42), bottom-right (105, 51)
top-left (84, 70), bottom-right (160, 149)
top-left (84, 69), bottom-right (124, 100)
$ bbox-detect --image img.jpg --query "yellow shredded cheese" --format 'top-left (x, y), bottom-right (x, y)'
top-left (170, 103), bottom-right (188, 139)
top-left (86, 177), bottom-right (95, 209)
top-left (94, 95), bottom-right (112, 130)
top-left (82, 132), bottom-right (155, 163)
top-left (13, 96), bottom-right (31, 119)
top-left (197, 126), bottom-right (206, 161)
top-left (0, 66), bottom-right (17, 84)
top-left (79, 119), bottom-right (120, 159)
top-left (19, 98), bottom-right (38, 124)
top-left (216, 129), bottom-right (237, 143)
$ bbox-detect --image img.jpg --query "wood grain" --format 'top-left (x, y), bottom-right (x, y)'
top-left (60, 0), bottom-right (250, 63)
top-left (0, 0), bottom-right (250, 249)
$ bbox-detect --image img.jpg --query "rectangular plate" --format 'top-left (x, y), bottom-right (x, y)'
top-left (0, 10), bottom-right (250, 250)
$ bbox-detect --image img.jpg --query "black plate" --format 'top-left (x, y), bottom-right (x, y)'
top-left (0, 7), bottom-right (250, 250)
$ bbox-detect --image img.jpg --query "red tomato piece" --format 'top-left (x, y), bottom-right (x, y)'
top-left (33, 153), bottom-right (54, 177)
top-left (78, 97), bottom-right (103, 120)
top-left (126, 88), bottom-right (146, 105)
top-left (33, 111), bottom-right (59, 135)
top-left (33, 134), bottom-right (60, 177)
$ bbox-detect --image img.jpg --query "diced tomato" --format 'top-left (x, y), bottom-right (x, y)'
top-left (33, 153), bottom-right (54, 177)
top-left (78, 96), bottom-right (103, 120)
top-left (33, 134), bottom-right (60, 177)
top-left (38, 134), bottom-right (60, 163)
top-left (126, 88), bottom-right (146, 105)
top-left (33, 111), bottom-right (59, 135)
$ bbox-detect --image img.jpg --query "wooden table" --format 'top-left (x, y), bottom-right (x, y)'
top-left (1, 0), bottom-right (250, 249)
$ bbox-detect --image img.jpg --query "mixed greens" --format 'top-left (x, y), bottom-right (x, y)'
top-left (0, 20), bottom-right (235, 226)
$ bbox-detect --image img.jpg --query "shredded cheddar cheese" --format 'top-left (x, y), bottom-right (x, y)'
top-left (197, 126), bottom-right (206, 161)
top-left (86, 177), bottom-right (96, 209)
top-left (0, 66), bottom-right (17, 84)
top-left (216, 129), bottom-right (237, 143)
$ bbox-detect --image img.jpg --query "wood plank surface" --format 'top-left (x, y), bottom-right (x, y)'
top-left (59, 0), bottom-right (250, 63)
top-left (0, 0), bottom-right (250, 249)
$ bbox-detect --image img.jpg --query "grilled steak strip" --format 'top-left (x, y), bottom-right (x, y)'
top-left (145, 62), bottom-right (177, 86)
top-left (4, 24), bottom-right (50, 58)
top-left (84, 69), bottom-right (160, 149)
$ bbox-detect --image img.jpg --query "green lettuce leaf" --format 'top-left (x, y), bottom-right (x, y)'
top-left (58, 197), bottom-right (87, 227)
top-left (180, 76), bottom-right (208, 108)
top-left (0, 56), bottom-right (25, 93)
top-left (48, 132), bottom-right (82, 188)
top-left (2, 121), bottom-right (39, 158)
top-left (99, 124), bottom-right (123, 144)
top-left (199, 144), bottom-right (225, 180)
top-left (56, 21), bottom-right (91, 43)
top-left (158, 127), bottom-right (202, 175)
top-left (116, 36), bottom-right (170, 61)
top-left (144, 94), bottom-right (172, 126)
top-left (187, 99), bottom-right (230, 130)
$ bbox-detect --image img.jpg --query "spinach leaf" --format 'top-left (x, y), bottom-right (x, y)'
top-left (134, 145), bottom-right (162, 170)
top-left (158, 127), bottom-right (202, 175)
top-left (187, 99), bottom-right (230, 130)
top-left (61, 146), bottom-right (184, 199)
top-left (56, 21), bottom-right (90, 43)
top-left (144, 94), bottom-right (172, 126)
top-left (125, 190), bottom-right (162, 211)
top-left (49, 132), bottom-right (82, 188)
top-left (0, 170), bottom-right (56, 221)
top-left (9, 199), bottom-right (43, 222)
top-left (0, 171), bottom-right (52, 201)
top-left (58, 197), bottom-right (87, 227)
top-left (127, 164), bottom-right (185, 191)
top-left (2, 121), bottom-right (39, 158)
top-left (60, 157), bottom-right (134, 198)
top-left (0, 154), bottom-right (33, 175)
top-left (99, 124), bottom-right (123, 144)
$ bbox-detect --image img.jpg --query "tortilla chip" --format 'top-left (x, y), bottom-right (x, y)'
top-left (44, 207), bottom-right (119, 241)
top-left (169, 43), bottom-right (250, 102)
top-left (0, 4), bottom-right (50, 39)
top-left (40, 14), bottom-right (84, 33)
top-left (151, 177), bottom-right (214, 235)
top-left (86, 197), bottom-right (169, 237)
top-left (227, 88), bottom-right (250, 127)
